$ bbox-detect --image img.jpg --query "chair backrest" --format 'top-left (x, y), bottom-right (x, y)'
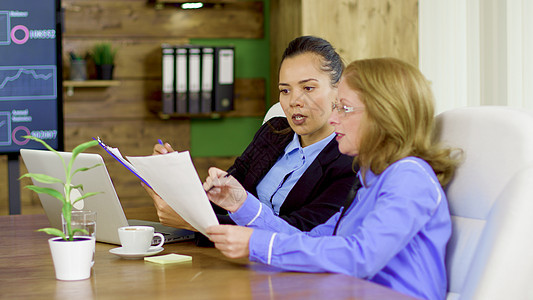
top-left (263, 102), bottom-right (285, 124)
top-left (434, 106), bottom-right (533, 300)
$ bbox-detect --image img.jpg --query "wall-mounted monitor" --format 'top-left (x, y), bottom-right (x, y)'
top-left (0, 0), bottom-right (63, 154)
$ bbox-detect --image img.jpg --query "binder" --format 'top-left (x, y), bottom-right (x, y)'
top-left (200, 47), bottom-right (214, 113)
top-left (94, 137), bottom-right (152, 189)
top-left (187, 47), bottom-right (201, 114)
top-left (160, 44), bottom-right (235, 115)
top-left (161, 45), bottom-right (175, 114)
top-left (213, 46), bottom-right (235, 112)
top-left (175, 47), bottom-right (188, 114)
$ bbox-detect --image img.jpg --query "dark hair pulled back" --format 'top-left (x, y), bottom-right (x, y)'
top-left (280, 36), bottom-right (344, 85)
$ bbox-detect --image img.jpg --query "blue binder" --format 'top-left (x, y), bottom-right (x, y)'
top-left (93, 137), bottom-right (152, 189)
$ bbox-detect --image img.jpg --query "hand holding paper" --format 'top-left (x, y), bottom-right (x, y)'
top-left (127, 151), bottom-right (219, 236)
top-left (95, 137), bottom-right (152, 188)
top-left (142, 183), bottom-right (196, 231)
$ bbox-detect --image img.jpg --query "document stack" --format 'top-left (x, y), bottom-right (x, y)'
top-left (161, 44), bottom-right (235, 115)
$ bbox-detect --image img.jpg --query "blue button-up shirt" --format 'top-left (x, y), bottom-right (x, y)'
top-left (230, 157), bottom-right (451, 300)
top-left (256, 132), bottom-right (335, 214)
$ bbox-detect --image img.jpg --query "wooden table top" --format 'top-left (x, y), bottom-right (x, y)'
top-left (0, 214), bottom-right (416, 299)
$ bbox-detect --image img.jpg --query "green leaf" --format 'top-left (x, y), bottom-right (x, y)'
top-left (72, 140), bottom-right (99, 160)
top-left (73, 191), bottom-right (102, 204)
top-left (37, 228), bottom-right (67, 240)
top-left (92, 42), bottom-right (116, 65)
top-left (68, 140), bottom-right (98, 180)
top-left (72, 163), bottom-right (102, 177)
top-left (71, 184), bottom-right (84, 191)
top-left (22, 135), bottom-right (58, 154)
top-left (19, 173), bottom-right (63, 185)
top-left (24, 185), bottom-right (65, 202)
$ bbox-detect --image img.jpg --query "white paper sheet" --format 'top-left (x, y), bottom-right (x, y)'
top-left (126, 151), bottom-right (219, 235)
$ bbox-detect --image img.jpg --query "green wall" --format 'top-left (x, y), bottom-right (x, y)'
top-left (189, 0), bottom-right (270, 157)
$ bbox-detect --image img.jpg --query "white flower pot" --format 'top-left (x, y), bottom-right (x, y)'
top-left (48, 236), bottom-right (95, 281)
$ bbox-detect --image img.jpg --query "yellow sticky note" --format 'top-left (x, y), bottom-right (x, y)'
top-left (144, 253), bottom-right (192, 264)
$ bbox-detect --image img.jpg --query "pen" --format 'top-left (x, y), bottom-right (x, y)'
top-left (158, 139), bottom-right (164, 145)
top-left (207, 170), bottom-right (234, 192)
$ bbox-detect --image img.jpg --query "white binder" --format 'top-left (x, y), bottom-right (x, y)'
top-left (161, 45), bottom-right (175, 114)
top-left (175, 47), bottom-right (188, 114)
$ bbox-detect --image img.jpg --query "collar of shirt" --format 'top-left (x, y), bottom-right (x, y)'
top-left (285, 132), bottom-right (335, 161)
top-left (255, 132), bottom-right (335, 215)
top-left (360, 166), bottom-right (378, 187)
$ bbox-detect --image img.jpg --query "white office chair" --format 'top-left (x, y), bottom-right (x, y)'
top-left (434, 106), bottom-right (533, 300)
top-left (262, 102), bottom-right (286, 124)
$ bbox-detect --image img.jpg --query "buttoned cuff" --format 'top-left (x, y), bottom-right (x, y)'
top-left (249, 229), bottom-right (277, 265)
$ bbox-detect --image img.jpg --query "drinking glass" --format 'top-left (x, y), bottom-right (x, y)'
top-left (62, 210), bottom-right (97, 238)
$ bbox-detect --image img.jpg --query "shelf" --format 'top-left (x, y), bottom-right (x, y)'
top-left (157, 111), bottom-right (265, 120)
top-left (63, 80), bottom-right (121, 96)
top-left (158, 112), bottom-right (225, 120)
top-left (154, 0), bottom-right (239, 4)
top-left (152, 0), bottom-right (239, 9)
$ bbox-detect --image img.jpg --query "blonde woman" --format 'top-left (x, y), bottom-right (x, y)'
top-left (204, 58), bottom-right (459, 300)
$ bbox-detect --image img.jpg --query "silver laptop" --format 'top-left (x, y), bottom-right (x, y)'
top-left (20, 149), bottom-right (195, 245)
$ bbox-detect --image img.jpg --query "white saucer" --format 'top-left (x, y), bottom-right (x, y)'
top-left (109, 247), bottom-right (164, 259)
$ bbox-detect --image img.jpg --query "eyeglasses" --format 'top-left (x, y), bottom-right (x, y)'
top-left (331, 102), bottom-right (365, 117)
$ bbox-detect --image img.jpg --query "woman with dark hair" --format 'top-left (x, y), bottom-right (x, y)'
top-left (146, 36), bottom-right (358, 233)
top-left (204, 58), bottom-right (460, 300)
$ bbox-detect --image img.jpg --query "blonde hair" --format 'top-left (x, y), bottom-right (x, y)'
top-left (343, 58), bottom-right (459, 186)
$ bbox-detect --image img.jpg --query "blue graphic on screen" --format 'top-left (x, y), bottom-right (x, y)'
top-left (0, 66), bottom-right (57, 99)
top-left (0, 112), bottom-right (10, 145)
top-left (0, 11), bottom-right (9, 45)
top-left (0, 1), bottom-right (62, 153)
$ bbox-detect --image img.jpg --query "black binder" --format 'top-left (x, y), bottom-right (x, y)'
top-left (213, 46), bottom-right (235, 112)
top-left (161, 45), bottom-right (175, 114)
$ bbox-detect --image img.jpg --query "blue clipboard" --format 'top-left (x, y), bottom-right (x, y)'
top-left (93, 137), bottom-right (152, 189)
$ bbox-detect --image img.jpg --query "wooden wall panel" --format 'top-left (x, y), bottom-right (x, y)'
top-left (301, 0), bottom-right (418, 66)
top-left (192, 156), bottom-right (237, 183)
top-left (269, 0), bottom-right (419, 102)
top-left (63, 0), bottom-right (264, 39)
top-left (64, 120), bottom-right (190, 154)
top-left (64, 79), bottom-right (159, 120)
top-left (0, 158), bottom-right (44, 215)
top-left (213, 78), bottom-right (266, 118)
top-left (269, 0), bottom-right (302, 104)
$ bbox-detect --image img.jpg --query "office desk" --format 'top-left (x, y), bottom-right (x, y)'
top-left (0, 215), bottom-right (416, 299)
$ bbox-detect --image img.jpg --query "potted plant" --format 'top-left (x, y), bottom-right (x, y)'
top-left (91, 42), bottom-right (117, 80)
top-left (20, 136), bottom-right (101, 281)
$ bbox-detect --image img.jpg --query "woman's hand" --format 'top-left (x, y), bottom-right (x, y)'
top-left (152, 142), bottom-right (175, 155)
top-left (203, 167), bottom-right (247, 213)
top-left (142, 183), bottom-right (197, 232)
top-left (206, 225), bottom-right (253, 259)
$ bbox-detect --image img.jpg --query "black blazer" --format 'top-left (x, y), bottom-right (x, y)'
top-left (215, 117), bottom-right (358, 231)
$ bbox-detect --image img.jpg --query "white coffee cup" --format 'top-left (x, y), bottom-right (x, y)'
top-left (118, 226), bottom-right (165, 253)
